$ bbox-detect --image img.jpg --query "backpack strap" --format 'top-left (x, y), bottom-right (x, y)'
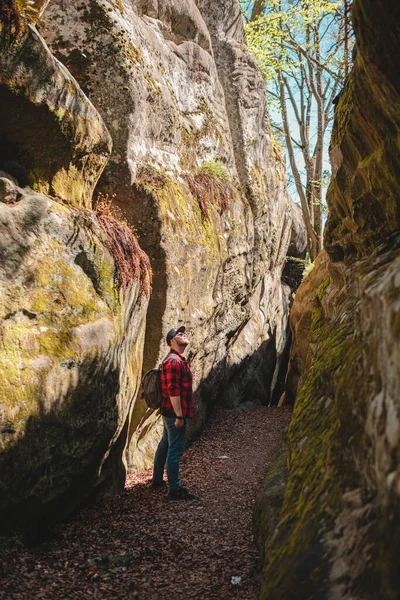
top-left (159, 352), bottom-right (172, 369)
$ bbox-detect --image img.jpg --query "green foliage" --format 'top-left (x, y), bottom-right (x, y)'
top-left (239, 0), bottom-right (353, 259)
top-left (242, 0), bottom-right (343, 82)
top-left (197, 161), bottom-right (230, 184)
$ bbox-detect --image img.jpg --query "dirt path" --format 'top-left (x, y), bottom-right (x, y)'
top-left (0, 406), bottom-right (292, 600)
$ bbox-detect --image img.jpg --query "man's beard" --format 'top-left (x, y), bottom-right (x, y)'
top-left (176, 341), bottom-right (189, 352)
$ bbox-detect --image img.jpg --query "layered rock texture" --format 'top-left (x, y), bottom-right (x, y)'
top-left (0, 15), bottom-right (112, 206)
top-left (0, 5), bottom-right (151, 537)
top-left (255, 0), bottom-right (400, 598)
top-left (1, 0), bottom-right (297, 535)
top-left (41, 0), bottom-right (297, 468)
top-left (0, 172), bottom-right (151, 537)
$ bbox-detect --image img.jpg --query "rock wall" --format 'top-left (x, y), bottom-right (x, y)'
top-left (0, 17), bottom-right (111, 207)
top-left (0, 6), bottom-right (151, 538)
top-left (279, 249), bottom-right (329, 406)
top-left (0, 174), bottom-right (151, 538)
top-left (40, 0), bottom-right (296, 468)
top-left (254, 0), bottom-right (400, 598)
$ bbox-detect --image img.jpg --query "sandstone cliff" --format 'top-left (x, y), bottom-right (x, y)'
top-left (254, 1), bottom-right (400, 598)
top-left (0, 0), bottom-right (297, 536)
top-left (40, 0), bottom-right (297, 468)
top-left (0, 5), bottom-right (150, 537)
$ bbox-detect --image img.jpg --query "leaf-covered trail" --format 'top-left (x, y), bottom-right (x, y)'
top-left (0, 407), bottom-right (292, 599)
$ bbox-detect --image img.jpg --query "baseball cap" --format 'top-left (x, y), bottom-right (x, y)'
top-left (166, 325), bottom-right (186, 346)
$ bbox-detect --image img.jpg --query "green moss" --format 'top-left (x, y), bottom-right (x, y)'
top-left (0, 200), bottom-right (122, 443)
top-left (309, 275), bottom-right (330, 331)
top-left (260, 275), bottom-right (364, 597)
top-left (109, 0), bottom-right (125, 14)
top-left (0, 321), bottom-right (44, 431)
top-left (330, 74), bottom-right (355, 149)
top-left (111, 31), bottom-right (144, 69)
top-left (325, 48), bottom-right (400, 263)
top-left (135, 164), bottom-right (221, 258)
top-left (0, 67), bottom-right (106, 208)
top-left (144, 72), bottom-right (161, 95)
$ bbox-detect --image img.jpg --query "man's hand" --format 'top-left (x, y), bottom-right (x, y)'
top-left (170, 396), bottom-right (184, 428)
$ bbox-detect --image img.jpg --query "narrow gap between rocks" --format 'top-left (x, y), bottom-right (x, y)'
top-left (0, 406), bottom-right (292, 600)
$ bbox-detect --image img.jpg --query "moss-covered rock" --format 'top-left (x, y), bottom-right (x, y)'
top-left (0, 176), bottom-right (150, 538)
top-left (280, 250), bottom-right (329, 406)
top-left (41, 0), bottom-right (296, 468)
top-left (253, 441), bottom-right (289, 565)
top-left (324, 1), bottom-right (400, 261)
top-left (0, 15), bottom-right (112, 207)
top-left (256, 1), bottom-right (400, 597)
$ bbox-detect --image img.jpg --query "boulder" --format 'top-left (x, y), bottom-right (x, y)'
top-left (0, 9), bottom-right (112, 207)
top-left (0, 175), bottom-right (151, 538)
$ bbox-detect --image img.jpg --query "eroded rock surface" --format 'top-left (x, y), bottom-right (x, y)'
top-left (255, 1), bottom-right (400, 598)
top-left (0, 175), bottom-right (150, 537)
top-left (0, 3), bottom-right (153, 537)
top-left (279, 249), bottom-right (329, 406)
top-left (41, 0), bottom-right (295, 468)
top-left (0, 14), bottom-right (112, 207)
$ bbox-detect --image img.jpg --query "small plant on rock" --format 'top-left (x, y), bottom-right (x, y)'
top-left (184, 161), bottom-right (235, 220)
top-left (94, 193), bottom-right (152, 297)
top-left (135, 164), bottom-right (167, 194)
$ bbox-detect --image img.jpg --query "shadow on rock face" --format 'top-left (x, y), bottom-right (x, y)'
top-left (0, 353), bottom-right (122, 543)
top-left (0, 84), bottom-right (71, 188)
top-left (129, 332), bottom-right (290, 472)
top-left (188, 333), bottom-right (285, 442)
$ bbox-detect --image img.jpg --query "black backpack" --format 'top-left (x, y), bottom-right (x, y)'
top-left (141, 367), bottom-right (163, 409)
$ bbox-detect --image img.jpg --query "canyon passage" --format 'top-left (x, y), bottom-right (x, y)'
top-left (1, 0), bottom-right (400, 599)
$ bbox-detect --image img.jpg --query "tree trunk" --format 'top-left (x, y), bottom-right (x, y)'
top-left (250, 0), bottom-right (267, 21)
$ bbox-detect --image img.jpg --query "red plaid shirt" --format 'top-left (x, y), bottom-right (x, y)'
top-left (160, 350), bottom-right (194, 418)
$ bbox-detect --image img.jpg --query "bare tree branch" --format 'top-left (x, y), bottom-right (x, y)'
top-left (241, 0), bottom-right (354, 258)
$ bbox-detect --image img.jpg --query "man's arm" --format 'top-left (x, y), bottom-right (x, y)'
top-left (165, 358), bottom-right (185, 428)
top-left (170, 396), bottom-right (185, 428)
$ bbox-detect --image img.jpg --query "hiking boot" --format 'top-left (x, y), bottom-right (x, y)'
top-left (151, 480), bottom-right (167, 489)
top-left (167, 487), bottom-right (197, 501)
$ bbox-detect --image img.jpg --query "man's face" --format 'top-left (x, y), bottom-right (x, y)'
top-left (171, 330), bottom-right (189, 351)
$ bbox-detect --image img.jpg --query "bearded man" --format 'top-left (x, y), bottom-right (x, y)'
top-left (152, 325), bottom-right (196, 500)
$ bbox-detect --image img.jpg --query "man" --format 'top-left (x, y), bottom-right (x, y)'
top-left (152, 325), bottom-right (196, 500)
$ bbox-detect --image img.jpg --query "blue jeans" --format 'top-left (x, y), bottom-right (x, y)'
top-left (152, 416), bottom-right (187, 490)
